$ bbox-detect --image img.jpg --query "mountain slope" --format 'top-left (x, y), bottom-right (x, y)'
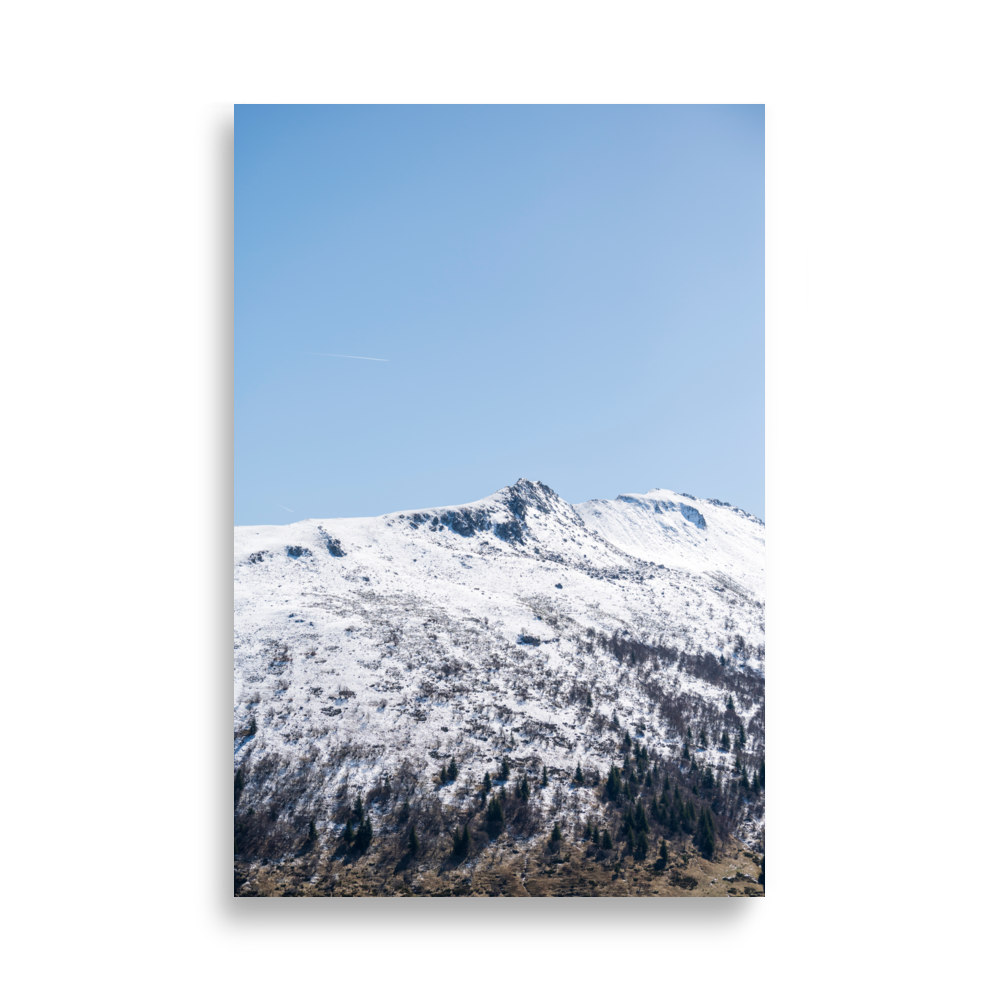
top-left (233, 479), bottom-right (765, 891)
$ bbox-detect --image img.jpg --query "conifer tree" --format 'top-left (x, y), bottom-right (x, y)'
top-left (343, 817), bottom-right (355, 845)
top-left (234, 769), bottom-right (244, 804)
top-left (248, 715), bottom-right (257, 736)
top-left (447, 757), bottom-right (459, 781)
top-left (624, 732), bottom-right (632, 751)
top-left (574, 762), bottom-right (584, 784)
top-left (695, 807), bottom-right (715, 859)
top-left (601, 829), bottom-right (612, 850)
top-left (686, 725), bottom-right (693, 739)
top-left (353, 795), bottom-right (364, 822)
top-left (645, 771), bottom-right (653, 787)
top-left (702, 768), bottom-right (715, 791)
top-left (752, 770), bottom-right (761, 796)
top-left (624, 827), bottom-right (635, 855)
top-left (682, 742), bottom-right (690, 760)
top-left (623, 804), bottom-right (634, 833)
top-left (355, 814), bottom-right (373, 853)
top-left (485, 796), bottom-right (504, 837)
top-left (759, 759), bottom-right (765, 789)
top-left (542, 765), bottom-right (549, 787)
top-left (592, 825), bottom-right (601, 846)
top-left (721, 731), bottom-right (731, 752)
top-left (605, 765), bottom-right (623, 803)
top-left (483, 771), bottom-right (492, 793)
top-left (408, 826), bottom-right (419, 856)
top-left (635, 829), bottom-right (649, 860)
top-left (586, 690), bottom-right (593, 708)
top-left (699, 728), bottom-right (708, 748)
top-left (452, 823), bottom-right (470, 859)
top-left (499, 757), bottom-right (511, 781)
top-left (307, 819), bottom-right (318, 844)
top-left (726, 693), bottom-right (735, 712)
top-left (738, 722), bottom-right (746, 749)
top-left (636, 802), bottom-right (650, 833)
top-left (399, 800), bottom-right (410, 824)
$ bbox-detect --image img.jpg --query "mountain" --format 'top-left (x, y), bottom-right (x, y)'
top-left (234, 479), bottom-right (765, 896)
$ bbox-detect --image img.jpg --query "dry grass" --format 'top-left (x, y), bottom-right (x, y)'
top-left (234, 834), bottom-right (762, 898)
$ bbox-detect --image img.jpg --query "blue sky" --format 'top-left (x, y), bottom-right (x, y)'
top-left (236, 105), bottom-right (763, 525)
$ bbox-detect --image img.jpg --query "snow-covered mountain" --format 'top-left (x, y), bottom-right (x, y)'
top-left (233, 479), bottom-right (765, 865)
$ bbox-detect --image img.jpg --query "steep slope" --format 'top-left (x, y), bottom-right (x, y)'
top-left (233, 479), bottom-right (765, 889)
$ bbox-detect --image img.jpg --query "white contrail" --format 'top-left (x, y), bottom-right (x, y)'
top-left (277, 505), bottom-right (294, 513)
top-left (301, 352), bottom-right (389, 362)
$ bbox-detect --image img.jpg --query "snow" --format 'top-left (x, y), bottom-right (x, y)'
top-left (234, 478), bottom-right (764, 842)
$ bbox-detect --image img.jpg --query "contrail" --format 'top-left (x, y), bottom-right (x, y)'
top-left (301, 352), bottom-right (389, 362)
top-left (277, 505), bottom-right (294, 513)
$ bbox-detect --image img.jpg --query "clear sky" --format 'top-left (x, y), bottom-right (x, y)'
top-left (235, 105), bottom-right (763, 525)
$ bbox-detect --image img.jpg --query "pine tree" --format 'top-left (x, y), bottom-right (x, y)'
top-left (624, 732), bottom-right (632, 751)
top-left (694, 807), bottom-right (713, 858)
top-left (592, 825), bottom-right (601, 845)
top-left (702, 768), bottom-right (715, 791)
top-left (499, 757), bottom-right (511, 781)
top-left (655, 839), bottom-right (669, 870)
top-left (408, 826), bottom-right (419, 856)
top-left (605, 765), bottom-right (623, 803)
top-left (307, 819), bottom-right (318, 844)
top-left (719, 654), bottom-right (726, 668)
top-left (452, 824), bottom-right (470, 859)
top-left (586, 690), bottom-right (593, 708)
top-left (343, 817), bottom-right (355, 845)
top-left (485, 796), bottom-right (504, 837)
top-left (686, 725), bottom-right (692, 740)
top-left (682, 742), bottom-right (690, 760)
top-left (752, 770), bottom-right (761, 796)
top-left (645, 771), bottom-right (652, 788)
top-left (399, 800), bottom-right (410, 824)
top-left (483, 771), bottom-right (492, 793)
top-left (550, 822), bottom-right (562, 846)
top-left (635, 830), bottom-right (649, 860)
top-left (601, 829), bottom-right (613, 850)
top-left (542, 765), bottom-right (549, 788)
top-left (353, 795), bottom-right (364, 822)
top-left (247, 715), bottom-right (257, 736)
top-left (636, 802), bottom-right (650, 833)
top-left (759, 759), bottom-right (765, 789)
top-left (726, 693), bottom-right (735, 712)
top-left (738, 722), bottom-right (746, 749)
top-left (574, 762), bottom-right (584, 784)
top-left (355, 814), bottom-right (373, 853)
top-left (721, 731), bottom-right (731, 752)
top-left (623, 804), bottom-right (634, 833)
top-left (699, 728), bottom-right (708, 748)
top-left (447, 757), bottom-right (459, 781)
top-left (624, 827), bottom-right (635, 855)
top-left (234, 769), bottom-right (244, 804)
top-left (440, 765), bottom-right (448, 784)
